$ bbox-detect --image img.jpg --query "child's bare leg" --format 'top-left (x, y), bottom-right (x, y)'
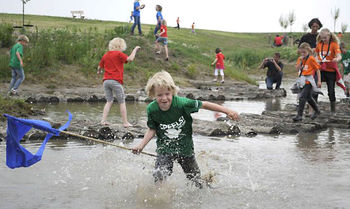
top-left (101, 101), bottom-right (113, 125)
top-left (164, 45), bottom-right (169, 58)
top-left (120, 102), bottom-right (132, 127)
top-left (155, 42), bottom-right (161, 54)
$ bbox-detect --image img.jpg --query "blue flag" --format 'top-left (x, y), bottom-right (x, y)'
top-left (4, 112), bottom-right (72, 169)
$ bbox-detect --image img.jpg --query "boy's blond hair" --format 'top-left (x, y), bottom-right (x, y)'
top-left (145, 71), bottom-right (179, 98)
top-left (317, 28), bottom-right (339, 44)
top-left (17, 35), bottom-right (29, 43)
top-left (161, 19), bottom-right (167, 26)
top-left (109, 37), bottom-right (127, 51)
top-left (299, 42), bottom-right (313, 54)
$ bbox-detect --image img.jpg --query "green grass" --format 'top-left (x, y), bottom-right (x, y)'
top-left (1, 13), bottom-right (349, 87)
top-left (0, 95), bottom-right (33, 121)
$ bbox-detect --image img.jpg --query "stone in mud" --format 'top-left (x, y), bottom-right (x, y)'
top-left (125, 95), bottom-right (135, 102)
top-left (216, 95), bottom-right (225, 101)
top-left (208, 95), bottom-right (216, 100)
top-left (25, 97), bottom-right (37, 104)
top-left (98, 97), bottom-right (107, 103)
top-left (209, 128), bottom-right (226, 136)
top-left (83, 129), bottom-right (100, 139)
top-left (186, 93), bottom-right (195, 99)
top-left (49, 96), bottom-right (59, 103)
top-left (269, 126), bottom-right (281, 135)
top-left (227, 125), bottom-right (241, 136)
top-left (52, 122), bottom-right (62, 129)
top-left (67, 97), bottom-right (85, 102)
top-left (196, 96), bottom-right (205, 101)
top-left (98, 127), bottom-right (115, 140)
top-left (245, 131), bottom-right (257, 137)
top-left (38, 96), bottom-right (50, 103)
top-left (87, 95), bottom-right (99, 103)
top-left (122, 132), bottom-right (134, 141)
top-left (28, 132), bottom-right (47, 140)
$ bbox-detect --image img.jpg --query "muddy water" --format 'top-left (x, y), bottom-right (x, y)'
top-left (1, 80), bottom-right (350, 209)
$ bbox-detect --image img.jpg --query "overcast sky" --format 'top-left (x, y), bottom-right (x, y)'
top-left (1, 0), bottom-right (349, 33)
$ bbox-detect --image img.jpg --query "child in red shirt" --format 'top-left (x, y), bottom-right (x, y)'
top-left (97, 37), bottom-right (140, 127)
top-left (155, 19), bottom-right (169, 61)
top-left (211, 48), bottom-right (225, 83)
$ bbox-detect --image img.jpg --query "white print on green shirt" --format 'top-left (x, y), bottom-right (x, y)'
top-left (159, 116), bottom-right (186, 139)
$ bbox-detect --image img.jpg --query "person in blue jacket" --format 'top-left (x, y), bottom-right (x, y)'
top-left (130, 0), bottom-right (145, 35)
top-left (154, 5), bottom-right (163, 38)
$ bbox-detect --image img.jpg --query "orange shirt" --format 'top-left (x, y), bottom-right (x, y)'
top-left (296, 55), bottom-right (320, 76)
top-left (315, 41), bottom-right (341, 72)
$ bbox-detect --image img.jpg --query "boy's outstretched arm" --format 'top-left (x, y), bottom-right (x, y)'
top-left (127, 46), bottom-right (141, 62)
top-left (132, 128), bottom-right (156, 154)
top-left (201, 101), bottom-right (239, 120)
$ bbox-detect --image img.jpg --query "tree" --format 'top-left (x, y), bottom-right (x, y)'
top-left (288, 11), bottom-right (296, 33)
top-left (341, 23), bottom-right (348, 34)
top-left (302, 24), bottom-right (308, 33)
top-left (279, 15), bottom-right (289, 32)
top-left (331, 7), bottom-right (340, 32)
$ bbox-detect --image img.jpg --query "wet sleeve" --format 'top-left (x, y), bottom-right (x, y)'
top-left (146, 107), bottom-right (158, 130)
top-left (182, 97), bottom-right (202, 115)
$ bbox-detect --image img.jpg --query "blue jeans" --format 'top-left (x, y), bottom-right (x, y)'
top-left (154, 22), bottom-right (161, 36)
top-left (9, 68), bottom-right (25, 91)
top-left (266, 72), bottom-right (283, 90)
top-left (130, 16), bottom-right (142, 34)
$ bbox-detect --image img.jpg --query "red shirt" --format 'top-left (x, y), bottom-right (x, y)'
top-left (274, 36), bottom-right (283, 46)
top-left (99, 51), bottom-right (128, 84)
top-left (216, 53), bottom-right (225, 69)
top-left (160, 25), bottom-right (167, 37)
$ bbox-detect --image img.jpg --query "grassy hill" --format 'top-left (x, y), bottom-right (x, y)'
top-left (1, 13), bottom-right (349, 88)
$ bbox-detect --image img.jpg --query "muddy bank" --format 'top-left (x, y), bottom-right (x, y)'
top-left (1, 99), bottom-right (349, 143)
top-left (0, 81), bottom-right (286, 104)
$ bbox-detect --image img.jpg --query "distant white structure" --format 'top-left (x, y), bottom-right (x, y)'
top-left (71, 11), bottom-right (85, 19)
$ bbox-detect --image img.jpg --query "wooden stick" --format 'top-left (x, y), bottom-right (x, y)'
top-left (60, 130), bottom-right (157, 157)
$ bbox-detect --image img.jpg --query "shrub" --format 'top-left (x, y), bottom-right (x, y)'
top-left (0, 23), bottom-right (14, 48)
top-left (0, 53), bottom-right (10, 80)
top-left (186, 64), bottom-right (197, 79)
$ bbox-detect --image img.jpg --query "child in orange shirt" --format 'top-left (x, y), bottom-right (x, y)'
top-left (293, 43), bottom-right (321, 122)
top-left (315, 28), bottom-right (342, 113)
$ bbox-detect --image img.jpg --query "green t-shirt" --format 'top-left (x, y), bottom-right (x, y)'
top-left (9, 42), bottom-right (23, 69)
top-left (341, 50), bottom-right (350, 75)
top-left (147, 96), bottom-right (202, 156)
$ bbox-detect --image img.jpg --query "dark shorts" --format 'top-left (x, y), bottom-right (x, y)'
top-left (153, 154), bottom-right (202, 187)
top-left (156, 37), bottom-right (168, 45)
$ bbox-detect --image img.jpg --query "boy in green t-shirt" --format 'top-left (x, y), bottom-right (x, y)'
top-left (8, 35), bottom-right (29, 96)
top-left (132, 71), bottom-right (239, 188)
top-left (340, 42), bottom-right (350, 97)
